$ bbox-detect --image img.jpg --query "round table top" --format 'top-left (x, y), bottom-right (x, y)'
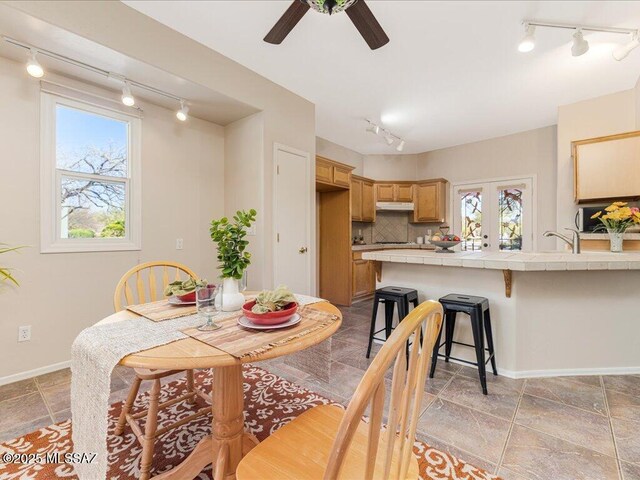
top-left (97, 301), bottom-right (342, 370)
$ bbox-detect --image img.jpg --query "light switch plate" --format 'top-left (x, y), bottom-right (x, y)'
top-left (176, 238), bottom-right (184, 250)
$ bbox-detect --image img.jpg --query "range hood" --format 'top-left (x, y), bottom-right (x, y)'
top-left (376, 202), bottom-right (415, 211)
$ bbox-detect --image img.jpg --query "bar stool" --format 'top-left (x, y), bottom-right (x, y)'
top-left (366, 286), bottom-right (419, 358)
top-left (429, 293), bottom-right (497, 394)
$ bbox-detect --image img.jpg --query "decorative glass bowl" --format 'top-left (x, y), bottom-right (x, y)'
top-left (429, 239), bottom-right (461, 253)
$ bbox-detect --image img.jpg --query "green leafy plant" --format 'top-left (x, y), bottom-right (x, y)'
top-left (1, 244), bottom-right (26, 286)
top-left (210, 209), bottom-right (257, 279)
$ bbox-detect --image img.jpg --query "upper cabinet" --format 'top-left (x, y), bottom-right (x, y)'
top-left (316, 156), bottom-right (354, 192)
top-left (352, 176), bottom-right (375, 222)
top-left (375, 183), bottom-right (414, 202)
top-left (573, 131), bottom-right (640, 203)
top-left (413, 180), bottom-right (447, 223)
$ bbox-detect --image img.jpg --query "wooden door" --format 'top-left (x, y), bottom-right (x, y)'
top-left (376, 183), bottom-right (395, 201)
top-left (351, 178), bottom-right (363, 221)
top-left (361, 181), bottom-right (375, 222)
top-left (396, 184), bottom-right (414, 202)
top-left (414, 182), bottom-right (441, 222)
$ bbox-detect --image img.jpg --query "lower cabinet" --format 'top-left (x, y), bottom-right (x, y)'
top-left (352, 251), bottom-right (376, 299)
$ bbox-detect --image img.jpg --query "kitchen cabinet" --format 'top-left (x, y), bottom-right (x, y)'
top-left (375, 183), bottom-right (414, 202)
top-left (316, 156), bottom-right (353, 192)
top-left (396, 184), bottom-right (414, 202)
top-left (413, 180), bottom-right (447, 223)
top-left (352, 251), bottom-right (375, 299)
top-left (376, 183), bottom-right (395, 202)
top-left (573, 130), bottom-right (640, 203)
top-left (351, 176), bottom-right (375, 222)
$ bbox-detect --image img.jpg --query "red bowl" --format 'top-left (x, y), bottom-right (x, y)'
top-left (242, 301), bottom-right (298, 325)
top-left (177, 291), bottom-right (196, 302)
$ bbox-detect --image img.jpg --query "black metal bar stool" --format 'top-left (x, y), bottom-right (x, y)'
top-left (366, 286), bottom-right (419, 358)
top-left (429, 293), bottom-right (497, 394)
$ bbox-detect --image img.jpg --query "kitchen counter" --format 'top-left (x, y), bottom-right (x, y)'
top-left (364, 248), bottom-right (640, 378)
top-left (352, 243), bottom-right (435, 251)
top-left (579, 232), bottom-right (640, 240)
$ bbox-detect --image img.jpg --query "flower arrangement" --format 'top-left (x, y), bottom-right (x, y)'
top-left (591, 202), bottom-right (640, 233)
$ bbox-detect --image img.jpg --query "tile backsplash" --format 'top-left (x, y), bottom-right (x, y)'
top-left (352, 212), bottom-right (438, 244)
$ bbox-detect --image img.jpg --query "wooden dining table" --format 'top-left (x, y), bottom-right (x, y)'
top-left (98, 300), bottom-right (342, 480)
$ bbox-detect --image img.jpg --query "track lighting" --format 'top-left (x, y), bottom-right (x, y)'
top-left (365, 119), bottom-right (405, 151)
top-left (384, 134), bottom-right (394, 146)
top-left (366, 123), bottom-right (380, 135)
top-left (26, 49), bottom-right (44, 78)
top-left (396, 140), bottom-right (405, 152)
top-left (613, 33), bottom-right (640, 61)
top-left (176, 100), bottom-right (189, 121)
top-left (121, 82), bottom-right (135, 107)
top-left (518, 24), bottom-right (535, 53)
top-left (571, 29), bottom-right (589, 57)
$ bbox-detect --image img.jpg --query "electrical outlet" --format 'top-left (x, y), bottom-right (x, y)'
top-left (18, 325), bottom-right (31, 342)
top-left (176, 238), bottom-right (184, 250)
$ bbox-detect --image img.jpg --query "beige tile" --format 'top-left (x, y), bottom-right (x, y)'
top-left (333, 324), bottom-right (372, 345)
top-left (603, 375), bottom-right (640, 397)
top-left (297, 361), bottom-right (365, 402)
top-left (515, 394), bottom-right (615, 456)
top-left (497, 467), bottom-right (531, 480)
top-left (52, 408), bottom-right (71, 423)
top-left (440, 374), bottom-right (520, 420)
top-left (41, 381), bottom-right (71, 414)
top-left (611, 417), bottom-right (640, 464)
top-left (621, 461), bottom-right (640, 480)
top-left (502, 424), bottom-right (619, 480)
top-left (524, 376), bottom-right (606, 416)
top-left (35, 368), bottom-right (71, 388)
top-left (284, 339), bottom-right (332, 382)
top-left (417, 397), bottom-right (511, 464)
top-left (0, 392), bottom-right (50, 431)
top-left (562, 375), bottom-right (602, 387)
top-left (0, 378), bottom-right (38, 402)
top-left (416, 431), bottom-right (497, 475)
top-left (457, 365), bottom-right (525, 392)
top-left (607, 389), bottom-right (640, 423)
top-left (0, 415), bottom-right (53, 443)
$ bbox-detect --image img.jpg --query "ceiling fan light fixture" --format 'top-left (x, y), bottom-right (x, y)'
top-left (518, 24), bottom-right (536, 53)
top-left (613, 33), bottom-right (640, 61)
top-left (571, 28), bottom-right (589, 57)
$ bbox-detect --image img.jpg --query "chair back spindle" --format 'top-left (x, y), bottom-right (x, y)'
top-left (323, 300), bottom-right (443, 480)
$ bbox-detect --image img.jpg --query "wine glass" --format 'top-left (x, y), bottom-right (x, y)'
top-left (196, 284), bottom-right (221, 331)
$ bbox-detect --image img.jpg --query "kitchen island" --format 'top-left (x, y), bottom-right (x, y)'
top-left (362, 249), bottom-right (640, 378)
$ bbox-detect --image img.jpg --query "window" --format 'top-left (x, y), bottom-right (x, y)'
top-left (453, 177), bottom-right (534, 252)
top-left (41, 93), bottom-right (141, 253)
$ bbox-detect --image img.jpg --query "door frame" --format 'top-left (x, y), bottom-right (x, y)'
top-left (450, 174), bottom-right (538, 252)
top-left (272, 143), bottom-right (311, 293)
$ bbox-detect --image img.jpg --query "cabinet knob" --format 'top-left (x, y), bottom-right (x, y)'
top-left (299, 247), bottom-right (308, 254)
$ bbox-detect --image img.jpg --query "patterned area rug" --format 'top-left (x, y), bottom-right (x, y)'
top-left (0, 366), bottom-right (499, 479)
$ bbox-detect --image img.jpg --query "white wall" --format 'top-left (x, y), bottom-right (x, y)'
top-left (417, 126), bottom-right (558, 250)
top-left (0, 56), bottom-right (225, 379)
top-left (556, 90), bottom-right (636, 238)
top-left (316, 137), bottom-right (364, 175)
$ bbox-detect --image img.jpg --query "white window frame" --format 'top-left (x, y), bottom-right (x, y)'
top-left (40, 92), bottom-right (141, 253)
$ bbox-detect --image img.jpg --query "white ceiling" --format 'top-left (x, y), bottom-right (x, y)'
top-left (125, 1), bottom-right (640, 154)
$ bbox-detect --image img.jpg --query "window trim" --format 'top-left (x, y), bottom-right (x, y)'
top-left (40, 92), bottom-right (142, 253)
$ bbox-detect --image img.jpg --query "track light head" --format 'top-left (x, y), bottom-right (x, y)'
top-left (613, 33), bottom-right (640, 61)
top-left (366, 123), bottom-right (380, 135)
top-left (396, 140), bottom-right (405, 152)
top-left (518, 24), bottom-right (536, 53)
top-left (571, 28), bottom-right (589, 57)
top-left (121, 81), bottom-right (135, 107)
top-left (176, 100), bottom-right (189, 121)
top-left (26, 49), bottom-right (44, 78)
top-left (384, 134), bottom-right (394, 145)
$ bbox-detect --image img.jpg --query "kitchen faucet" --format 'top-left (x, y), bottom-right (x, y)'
top-left (543, 228), bottom-right (581, 254)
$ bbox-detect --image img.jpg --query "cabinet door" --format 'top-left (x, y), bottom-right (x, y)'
top-left (414, 182), bottom-right (444, 223)
top-left (333, 166), bottom-right (351, 187)
top-left (316, 160), bottom-right (332, 184)
top-left (376, 183), bottom-right (395, 202)
top-left (352, 259), bottom-right (372, 297)
top-left (351, 179), bottom-right (363, 221)
top-left (361, 181), bottom-right (375, 222)
top-left (396, 184), bottom-right (414, 202)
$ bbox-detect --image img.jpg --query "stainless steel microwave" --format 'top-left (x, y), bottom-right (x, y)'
top-left (576, 206), bottom-right (606, 232)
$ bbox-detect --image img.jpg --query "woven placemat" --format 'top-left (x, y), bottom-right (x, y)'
top-left (181, 306), bottom-right (339, 359)
top-left (127, 299), bottom-right (197, 322)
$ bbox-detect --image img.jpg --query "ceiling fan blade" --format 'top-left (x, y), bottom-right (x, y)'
top-left (264, 1), bottom-right (311, 44)
top-left (345, 0), bottom-right (389, 50)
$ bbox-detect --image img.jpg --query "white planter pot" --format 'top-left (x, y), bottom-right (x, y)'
top-left (608, 230), bottom-right (624, 253)
top-left (221, 277), bottom-right (245, 312)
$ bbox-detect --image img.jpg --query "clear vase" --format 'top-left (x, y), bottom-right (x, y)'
top-left (608, 230), bottom-right (624, 253)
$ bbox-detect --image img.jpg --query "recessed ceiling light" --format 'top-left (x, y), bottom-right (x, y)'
top-left (571, 29), bottom-right (589, 57)
top-left (26, 49), bottom-right (44, 78)
top-left (518, 24), bottom-right (536, 53)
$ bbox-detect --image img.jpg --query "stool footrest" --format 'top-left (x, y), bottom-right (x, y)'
top-left (436, 340), bottom-right (492, 353)
top-left (436, 353), bottom-right (495, 367)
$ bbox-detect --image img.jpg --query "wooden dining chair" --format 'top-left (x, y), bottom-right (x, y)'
top-left (236, 300), bottom-right (443, 480)
top-left (113, 261), bottom-right (211, 480)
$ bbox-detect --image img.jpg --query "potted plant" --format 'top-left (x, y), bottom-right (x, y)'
top-left (1, 244), bottom-right (25, 286)
top-left (591, 202), bottom-right (640, 252)
top-left (210, 209), bottom-right (257, 311)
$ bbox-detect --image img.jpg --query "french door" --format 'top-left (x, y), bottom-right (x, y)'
top-left (452, 177), bottom-right (534, 252)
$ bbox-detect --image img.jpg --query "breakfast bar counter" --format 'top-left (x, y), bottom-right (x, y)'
top-left (362, 249), bottom-right (640, 378)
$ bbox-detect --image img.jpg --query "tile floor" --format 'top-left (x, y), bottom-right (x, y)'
top-left (0, 300), bottom-right (638, 480)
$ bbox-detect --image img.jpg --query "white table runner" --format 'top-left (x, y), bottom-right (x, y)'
top-left (70, 294), bottom-right (324, 479)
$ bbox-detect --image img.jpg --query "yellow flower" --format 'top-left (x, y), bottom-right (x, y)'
top-left (613, 201), bottom-right (628, 207)
top-left (607, 210), bottom-right (623, 221)
top-left (605, 205), bottom-right (619, 212)
top-left (591, 211), bottom-right (602, 219)
top-left (618, 207), bottom-right (632, 219)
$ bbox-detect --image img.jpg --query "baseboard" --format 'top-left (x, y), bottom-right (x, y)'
top-left (0, 360), bottom-right (71, 386)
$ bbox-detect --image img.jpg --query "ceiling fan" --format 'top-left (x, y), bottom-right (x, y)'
top-left (264, 0), bottom-right (389, 50)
